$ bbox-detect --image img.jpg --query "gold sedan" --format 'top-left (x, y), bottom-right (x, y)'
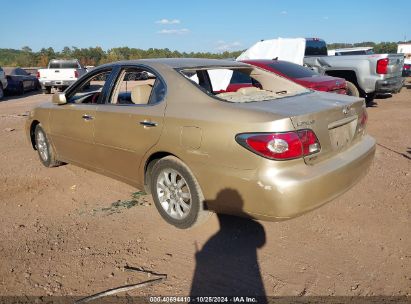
top-left (26, 59), bottom-right (376, 229)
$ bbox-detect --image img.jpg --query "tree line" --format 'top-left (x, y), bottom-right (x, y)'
top-left (0, 41), bottom-right (409, 67)
top-left (0, 46), bottom-right (243, 67)
top-left (327, 41), bottom-right (410, 54)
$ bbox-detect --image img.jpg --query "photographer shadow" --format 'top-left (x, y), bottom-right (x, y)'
top-left (190, 189), bottom-right (267, 300)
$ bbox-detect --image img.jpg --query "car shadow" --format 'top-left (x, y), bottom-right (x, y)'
top-left (1, 90), bottom-right (42, 102)
top-left (375, 93), bottom-right (393, 100)
top-left (367, 92), bottom-right (396, 108)
top-left (190, 189), bottom-right (267, 302)
top-left (366, 101), bottom-right (378, 108)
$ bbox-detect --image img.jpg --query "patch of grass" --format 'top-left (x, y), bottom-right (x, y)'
top-left (91, 190), bottom-right (150, 216)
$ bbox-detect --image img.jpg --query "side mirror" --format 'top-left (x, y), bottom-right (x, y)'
top-left (52, 92), bottom-right (67, 105)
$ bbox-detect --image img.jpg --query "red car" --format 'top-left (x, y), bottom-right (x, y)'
top-left (238, 59), bottom-right (347, 95)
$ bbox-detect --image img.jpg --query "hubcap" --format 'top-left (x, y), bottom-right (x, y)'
top-left (36, 131), bottom-right (49, 162)
top-left (156, 169), bottom-right (192, 220)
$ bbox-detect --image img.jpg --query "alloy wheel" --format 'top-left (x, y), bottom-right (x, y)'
top-left (156, 169), bottom-right (192, 220)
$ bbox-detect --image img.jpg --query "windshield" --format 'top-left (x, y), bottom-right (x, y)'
top-left (180, 67), bottom-right (308, 103)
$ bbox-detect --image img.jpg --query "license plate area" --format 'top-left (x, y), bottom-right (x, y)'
top-left (328, 118), bottom-right (357, 151)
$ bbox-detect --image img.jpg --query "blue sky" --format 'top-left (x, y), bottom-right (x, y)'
top-left (2, 0), bottom-right (410, 52)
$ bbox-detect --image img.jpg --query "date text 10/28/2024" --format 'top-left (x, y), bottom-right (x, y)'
top-left (149, 296), bottom-right (259, 303)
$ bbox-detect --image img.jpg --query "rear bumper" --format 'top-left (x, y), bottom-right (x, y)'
top-left (40, 80), bottom-right (75, 88)
top-left (375, 76), bottom-right (404, 93)
top-left (197, 135), bottom-right (376, 220)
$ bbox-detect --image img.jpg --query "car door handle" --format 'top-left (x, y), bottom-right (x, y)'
top-left (139, 121), bottom-right (157, 127)
top-left (82, 114), bottom-right (94, 121)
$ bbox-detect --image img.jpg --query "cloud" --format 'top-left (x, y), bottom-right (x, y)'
top-left (323, 16), bottom-right (329, 20)
top-left (156, 19), bottom-right (181, 25)
top-left (157, 28), bottom-right (190, 35)
top-left (216, 41), bottom-right (242, 51)
top-left (280, 11), bottom-right (287, 15)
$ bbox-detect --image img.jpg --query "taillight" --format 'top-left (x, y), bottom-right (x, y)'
top-left (404, 64), bottom-right (411, 70)
top-left (74, 70), bottom-right (79, 78)
top-left (236, 130), bottom-right (321, 160)
top-left (297, 129), bottom-right (321, 155)
top-left (36, 71), bottom-right (40, 78)
top-left (376, 58), bottom-right (389, 74)
top-left (357, 109), bottom-right (368, 134)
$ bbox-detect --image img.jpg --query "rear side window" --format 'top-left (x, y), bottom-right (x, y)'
top-left (268, 62), bottom-right (318, 78)
top-left (110, 68), bottom-right (165, 105)
top-left (305, 40), bottom-right (327, 56)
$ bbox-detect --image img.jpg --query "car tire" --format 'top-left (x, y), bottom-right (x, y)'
top-left (43, 86), bottom-right (51, 94)
top-left (346, 81), bottom-right (360, 97)
top-left (18, 82), bottom-right (24, 95)
top-left (365, 92), bottom-right (376, 105)
top-left (34, 124), bottom-right (63, 168)
top-left (0, 85), bottom-right (4, 100)
top-left (150, 156), bottom-right (212, 229)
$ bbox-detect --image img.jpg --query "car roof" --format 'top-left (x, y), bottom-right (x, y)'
top-left (101, 58), bottom-right (250, 69)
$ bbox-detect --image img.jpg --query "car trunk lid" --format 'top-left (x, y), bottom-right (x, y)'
top-left (234, 91), bottom-right (366, 165)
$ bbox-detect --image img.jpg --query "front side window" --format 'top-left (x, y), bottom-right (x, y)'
top-left (110, 68), bottom-right (165, 105)
top-left (67, 70), bottom-right (112, 104)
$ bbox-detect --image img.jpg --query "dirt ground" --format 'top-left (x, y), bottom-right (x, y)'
top-left (0, 83), bottom-right (410, 300)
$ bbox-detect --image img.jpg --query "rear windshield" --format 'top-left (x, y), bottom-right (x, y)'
top-left (305, 40), bottom-right (327, 56)
top-left (268, 61), bottom-right (317, 78)
top-left (180, 67), bottom-right (308, 103)
top-left (49, 61), bottom-right (79, 69)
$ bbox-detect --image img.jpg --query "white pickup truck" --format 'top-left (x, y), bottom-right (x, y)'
top-left (238, 38), bottom-right (404, 103)
top-left (37, 59), bottom-right (87, 94)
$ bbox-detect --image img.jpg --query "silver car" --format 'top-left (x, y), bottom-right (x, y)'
top-left (0, 66), bottom-right (8, 100)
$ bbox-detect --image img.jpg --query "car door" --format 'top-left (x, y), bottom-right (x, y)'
top-left (49, 68), bottom-right (115, 168)
top-left (15, 68), bottom-right (30, 90)
top-left (92, 65), bottom-right (167, 184)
